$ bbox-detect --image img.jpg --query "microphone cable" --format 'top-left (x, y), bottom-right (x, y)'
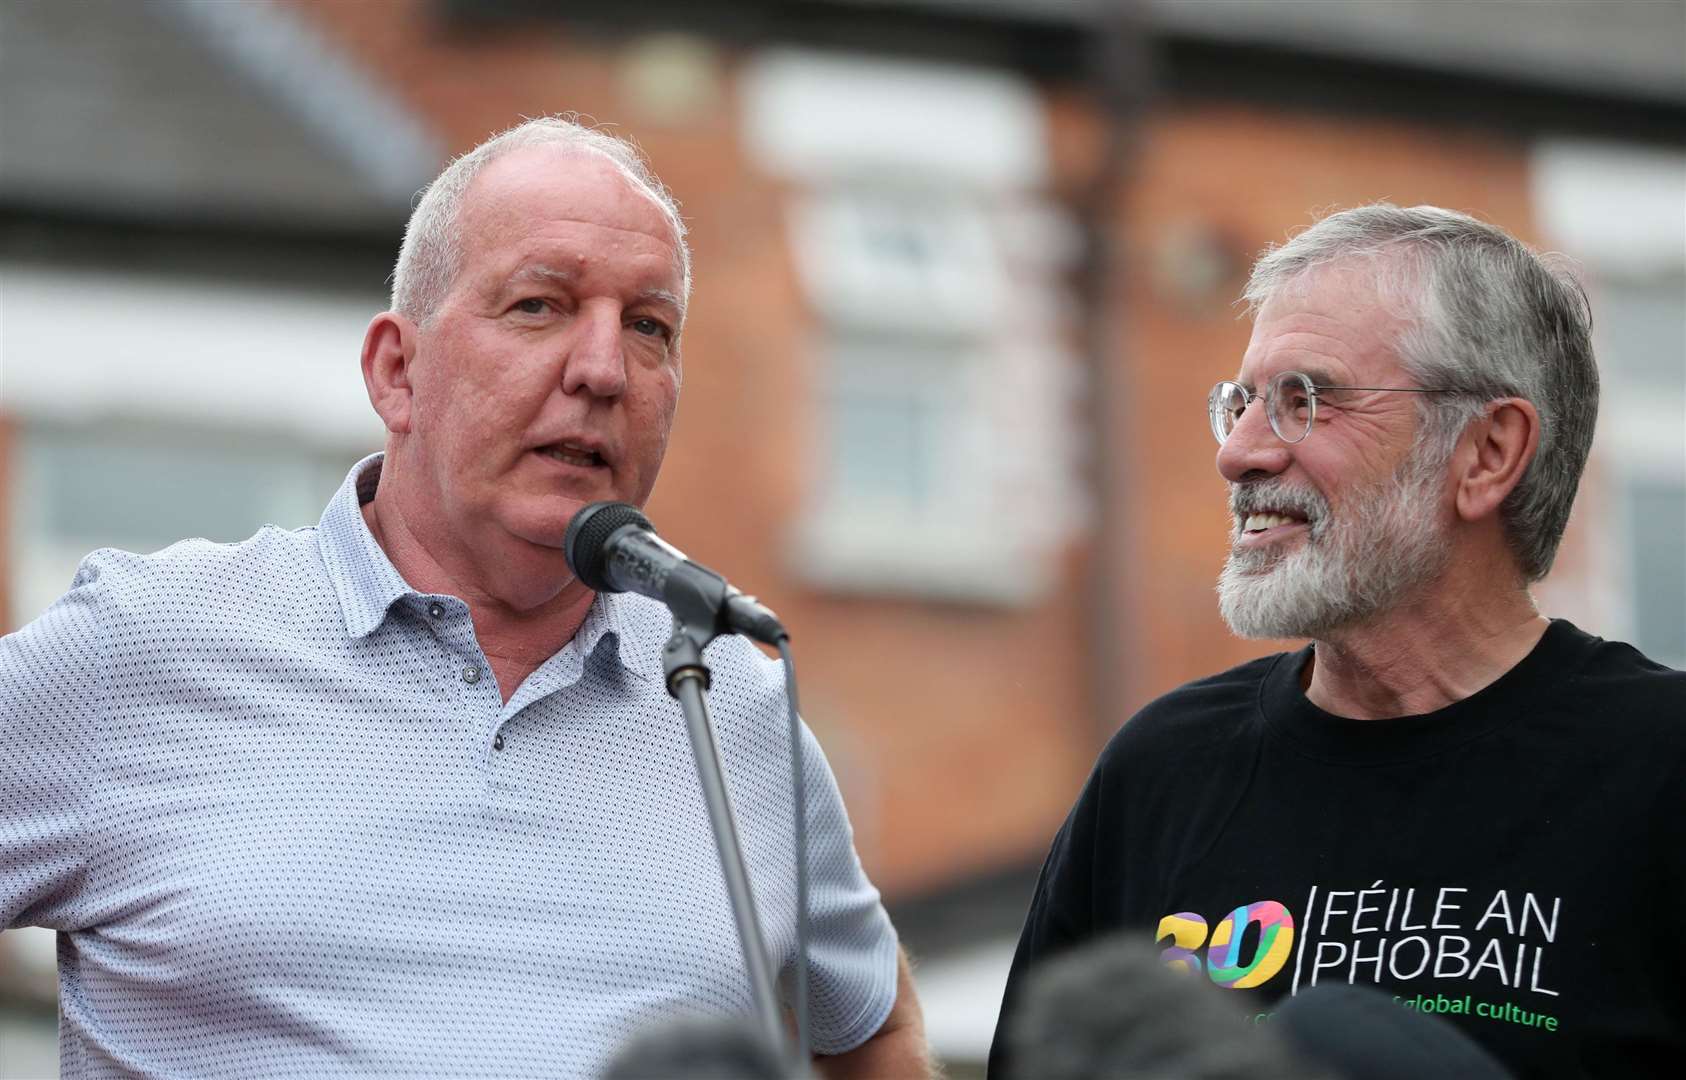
top-left (775, 635), bottom-right (811, 1066)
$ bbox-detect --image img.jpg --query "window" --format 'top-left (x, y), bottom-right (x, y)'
top-left (1599, 275), bottom-right (1686, 668)
top-left (10, 421), bottom-right (351, 626)
top-left (0, 259), bottom-right (383, 627)
top-left (745, 51), bottom-right (1085, 603)
top-left (1533, 141), bottom-right (1686, 665)
top-left (1624, 477), bottom-right (1686, 666)
top-left (789, 189), bottom-right (1003, 334)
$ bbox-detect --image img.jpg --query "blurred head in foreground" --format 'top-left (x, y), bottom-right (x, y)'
top-left (600, 1015), bottom-right (811, 1080)
top-left (1005, 935), bottom-right (1317, 1080)
top-left (1007, 933), bottom-right (1516, 1080)
top-left (1274, 983), bottom-right (1513, 1080)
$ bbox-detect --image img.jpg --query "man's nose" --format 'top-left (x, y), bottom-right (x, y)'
top-left (1216, 398), bottom-right (1291, 483)
top-left (561, 303), bottom-right (629, 399)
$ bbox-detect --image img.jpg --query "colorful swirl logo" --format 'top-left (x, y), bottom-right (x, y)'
top-left (1157, 900), bottom-right (1296, 989)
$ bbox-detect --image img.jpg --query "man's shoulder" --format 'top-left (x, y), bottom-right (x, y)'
top-left (694, 626), bottom-right (788, 701)
top-left (1563, 623), bottom-right (1686, 688)
top-left (1095, 650), bottom-right (1290, 771)
top-left (70, 526), bottom-right (326, 614)
top-left (1550, 621), bottom-right (1686, 741)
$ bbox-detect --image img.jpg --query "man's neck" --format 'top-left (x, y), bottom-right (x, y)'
top-left (1304, 584), bottom-right (1549, 721)
top-left (361, 493), bottom-right (595, 705)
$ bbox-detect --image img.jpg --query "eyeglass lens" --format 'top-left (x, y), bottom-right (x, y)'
top-left (1209, 382), bottom-right (1248, 444)
top-left (1207, 372), bottom-right (1316, 444)
top-left (1266, 372), bottom-right (1314, 443)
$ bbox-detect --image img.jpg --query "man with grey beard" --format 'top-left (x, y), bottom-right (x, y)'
top-left (990, 204), bottom-right (1685, 1080)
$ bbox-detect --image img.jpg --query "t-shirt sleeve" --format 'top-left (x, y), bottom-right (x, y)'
top-left (1, 557), bottom-right (111, 932)
top-left (987, 760), bottom-right (1104, 1077)
top-left (786, 723), bottom-right (900, 1056)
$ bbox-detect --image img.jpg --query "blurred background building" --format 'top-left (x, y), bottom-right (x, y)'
top-left (2, 1), bottom-right (1682, 1076)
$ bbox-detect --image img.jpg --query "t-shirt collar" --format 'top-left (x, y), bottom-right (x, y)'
top-left (1260, 618), bottom-right (1592, 764)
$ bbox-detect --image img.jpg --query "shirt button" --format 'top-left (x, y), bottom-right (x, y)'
top-left (462, 666), bottom-right (481, 684)
top-left (493, 734), bottom-right (505, 751)
top-left (428, 602), bottom-right (445, 619)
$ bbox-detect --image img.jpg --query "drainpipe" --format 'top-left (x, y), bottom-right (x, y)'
top-left (1078, 0), bottom-right (1157, 746)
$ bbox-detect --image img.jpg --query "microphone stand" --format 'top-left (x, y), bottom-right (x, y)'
top-left (662, 614), bottom-right (788, 1057)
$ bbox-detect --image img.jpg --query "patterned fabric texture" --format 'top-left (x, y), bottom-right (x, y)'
top-left (1, 454), bottom-right (897, 1078)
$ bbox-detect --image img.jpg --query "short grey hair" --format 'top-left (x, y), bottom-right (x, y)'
top-left (390, 116), bottom-right (690, 325)
top-left (1243, 203), bottom-right (1598, 582)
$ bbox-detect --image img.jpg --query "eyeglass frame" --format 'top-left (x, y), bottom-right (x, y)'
top-left (1207, 370), bottom-right (1463, 446)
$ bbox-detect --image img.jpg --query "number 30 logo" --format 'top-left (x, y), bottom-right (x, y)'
top-left (1157, 901), bottom-right (1296, 989)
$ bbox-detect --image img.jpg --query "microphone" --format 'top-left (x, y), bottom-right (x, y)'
top-left (564, 502), bottom-right (786, 645)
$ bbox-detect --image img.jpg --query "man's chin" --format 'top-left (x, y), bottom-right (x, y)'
top-left (1218, 603), bottom-right (1331, 641)
top-left (500, 492), bottom-right (605, 551)
top-left (1217, 557), bottom-right (1335, 640)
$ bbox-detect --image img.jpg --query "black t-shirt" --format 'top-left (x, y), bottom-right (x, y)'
top-left (991, 620), bottom-right (1686, 1078)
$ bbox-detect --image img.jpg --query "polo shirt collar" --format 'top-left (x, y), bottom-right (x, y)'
top-left (579, 586), bottom-right (666, 681)
top-left (318, 454), bottom-right (414, 641)
top-left (317, 453), bottom-right (657, 679)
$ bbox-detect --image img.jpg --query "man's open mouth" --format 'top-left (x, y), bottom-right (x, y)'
top-left (536, 443), bottom-right (606, 468)
top-left (1242, 511), bottom-right (1307, 534)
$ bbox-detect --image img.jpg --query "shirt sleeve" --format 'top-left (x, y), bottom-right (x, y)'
top-left (786, 723), bottom-right (900, 1056)
top-left (1, 556), bottom-right (112, 932)
top-left (987, 761), bottom-right (1104, 1078)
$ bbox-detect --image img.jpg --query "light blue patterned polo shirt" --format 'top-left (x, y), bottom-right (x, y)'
top-left (0, 454), bottom-right (898, 1078)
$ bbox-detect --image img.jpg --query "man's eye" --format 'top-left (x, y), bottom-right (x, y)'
top-left (515, 298), bottom-right (548, 315)
top-left (629, 317), bottom-right (669, 339)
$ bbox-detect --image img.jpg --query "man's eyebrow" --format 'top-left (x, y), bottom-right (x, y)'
top-left (636, 288), bottom-right (684, 313)
top-left (1235, 365), bottom-right (1342, 394)
top-left (506, 265), bottom-right (577, 290)
top-left (502, 268), bottom-right (682, 316)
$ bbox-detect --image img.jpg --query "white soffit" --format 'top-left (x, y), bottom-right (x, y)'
top-left (740, 49), bottom-right (1047, 188)
top-left (1151, 0), bottom-right (1686, 105)
top-left (1531, 141), bottom-right (1686, 275)
top-left (0, 262), bottom-right (384, 448)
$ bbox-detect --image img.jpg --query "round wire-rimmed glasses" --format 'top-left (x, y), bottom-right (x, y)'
top-left (1207, 371), bottom-right (1460, 445)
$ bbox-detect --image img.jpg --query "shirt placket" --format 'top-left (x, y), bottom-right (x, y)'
top-left (419, 597), bottom-right (505, 769)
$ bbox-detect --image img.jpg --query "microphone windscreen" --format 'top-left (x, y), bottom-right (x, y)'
top-left (1006, 935), bottom-right (1325, 1080)
top-left (600, 1015), bottom-right (808, 1080)
top-left (564, 501), bottom-right (651, 591)
top-left (1273, 984), bottom-right (1513, 1079)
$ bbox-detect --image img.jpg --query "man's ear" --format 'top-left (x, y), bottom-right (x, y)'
top-left (361, 312), bottom-right (419, 434)
top-left (1454, 397), bottom-right (1541, 523)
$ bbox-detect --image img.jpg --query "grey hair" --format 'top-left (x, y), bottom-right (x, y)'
top-left (1243, 203), bottom-right (1599, 582)
top-left (390, 115), bottom-right (690, 325)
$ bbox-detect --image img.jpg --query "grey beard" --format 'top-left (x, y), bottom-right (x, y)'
top-left (1217, 449), bottom-right (1451, 640)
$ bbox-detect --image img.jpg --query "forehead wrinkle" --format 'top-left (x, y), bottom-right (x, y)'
top-left (1240, 326), bottom-right (1368, 390)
